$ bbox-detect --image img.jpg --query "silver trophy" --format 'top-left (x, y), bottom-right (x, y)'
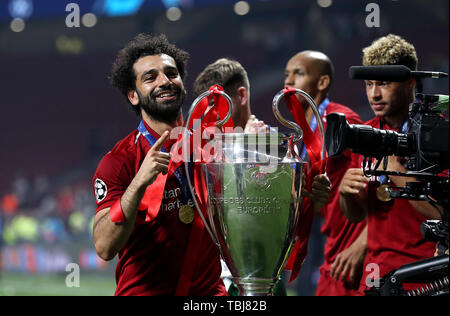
top-left (183, 89), bottom-right (325, 296)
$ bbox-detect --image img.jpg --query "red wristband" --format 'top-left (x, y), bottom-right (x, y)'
top-left (110, 198), bottom-right (125, 223)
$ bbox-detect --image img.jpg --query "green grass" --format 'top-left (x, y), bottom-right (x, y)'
top-left (0, 272), bottom-right (116, 296)
top-left (0, 273), bottom-right (299, 296)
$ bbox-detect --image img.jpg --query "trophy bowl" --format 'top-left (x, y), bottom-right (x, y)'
top-left (200, 133), bottom-right (306, 296)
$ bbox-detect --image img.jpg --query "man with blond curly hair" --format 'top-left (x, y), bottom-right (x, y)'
top-left (339, 34), bottom-right (441, 295)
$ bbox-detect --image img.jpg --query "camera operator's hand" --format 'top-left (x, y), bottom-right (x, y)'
top-left (340, 168), bottom-right (369, 197)
top-left (339, 168), bottom-right (369, 223)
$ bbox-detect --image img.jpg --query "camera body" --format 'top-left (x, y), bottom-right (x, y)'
top-left (406, 94), bottom-right (449, 172)
top-left (325, 93), bottom-right (448, 173)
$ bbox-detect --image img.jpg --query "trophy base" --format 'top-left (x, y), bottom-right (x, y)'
top-left (233, 278), bottom-right (277, 296)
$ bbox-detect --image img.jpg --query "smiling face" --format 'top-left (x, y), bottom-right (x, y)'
top-left (129, 54), bottom-right (186, 123)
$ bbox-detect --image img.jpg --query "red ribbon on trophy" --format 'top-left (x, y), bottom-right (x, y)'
top-left (281, 86), bottom-right (328, 283)
top-left (171, 85), bottom-right (234, 295)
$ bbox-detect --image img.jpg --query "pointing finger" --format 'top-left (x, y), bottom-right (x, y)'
top-left (151, 130), bottom-right (170, 152)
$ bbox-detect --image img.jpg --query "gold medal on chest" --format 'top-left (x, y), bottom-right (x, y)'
top-left (376, 184), bottom-right (391, 202)
top-left (179, 204), bottom-right (195, 224)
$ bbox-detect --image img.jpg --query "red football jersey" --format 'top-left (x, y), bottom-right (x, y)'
top-left (314, 101), bottom-right (367, 295)
top-left (286, 100), bottom-right (367, 293)
top-left (357, 117), bottom-right (436, 293)
top-left (93, 121), bottom-right (226, 296)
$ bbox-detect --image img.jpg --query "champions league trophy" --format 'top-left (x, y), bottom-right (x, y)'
top-left (183, 88), bottom-right (325, 296)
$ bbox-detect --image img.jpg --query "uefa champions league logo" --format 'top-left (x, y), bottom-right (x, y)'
top-left (94, 179), bottom-right (107, 203)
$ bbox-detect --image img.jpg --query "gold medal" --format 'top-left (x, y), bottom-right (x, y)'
top-left (179, 205), bottom-right (195, 224)
top-left (376, 184), bottom-right (391, 202)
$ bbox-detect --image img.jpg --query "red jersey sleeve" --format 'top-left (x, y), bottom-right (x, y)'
top-left (93, 151), bottom-right (134, 213)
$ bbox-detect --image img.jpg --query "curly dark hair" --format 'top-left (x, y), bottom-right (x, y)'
top-left (109, 33), bottom-right (190, 115)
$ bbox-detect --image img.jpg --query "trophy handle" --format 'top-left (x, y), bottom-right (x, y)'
top-left (182, 89), bottom-right (233, 248)
top-left (272, 89), bottom-right (326, 160)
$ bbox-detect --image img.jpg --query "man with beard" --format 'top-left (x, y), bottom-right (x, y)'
top-left (92, 33), bottom-right (227, 296)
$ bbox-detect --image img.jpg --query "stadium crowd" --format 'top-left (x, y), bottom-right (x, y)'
top-left (0, 172), bottom-right (108, 273)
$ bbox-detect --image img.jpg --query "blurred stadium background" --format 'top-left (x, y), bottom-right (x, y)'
top-left (0, 0), bottom-right (448, 296)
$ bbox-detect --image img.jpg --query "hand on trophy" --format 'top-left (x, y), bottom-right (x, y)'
top-left (244, 115), bottom-right (270, 133)
top-left (303, 174), bottom-right (332, 212)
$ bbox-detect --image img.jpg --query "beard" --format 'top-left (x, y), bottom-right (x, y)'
top-left (137, 85), bottom-right (186, 124)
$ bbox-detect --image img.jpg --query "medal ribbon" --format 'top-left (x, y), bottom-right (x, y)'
top-left (137, 121), bottom-right (192, 216)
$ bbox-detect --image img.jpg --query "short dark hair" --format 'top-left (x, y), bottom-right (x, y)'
top-left (297, 50), bottom-right (335, 86)
top-left (109, 33), bottom-right (190, 115)
top-left (318, 56), bottom-right (335, 86)
top-left (193, 58), bottom-right (249, 98)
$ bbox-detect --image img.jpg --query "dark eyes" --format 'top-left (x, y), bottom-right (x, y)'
top-left (144, 72), bottom-right (178, 82)
top-left (284, 72), bottom-right (304, 77)
top-left (365, 81), bottom-right (389, 87)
